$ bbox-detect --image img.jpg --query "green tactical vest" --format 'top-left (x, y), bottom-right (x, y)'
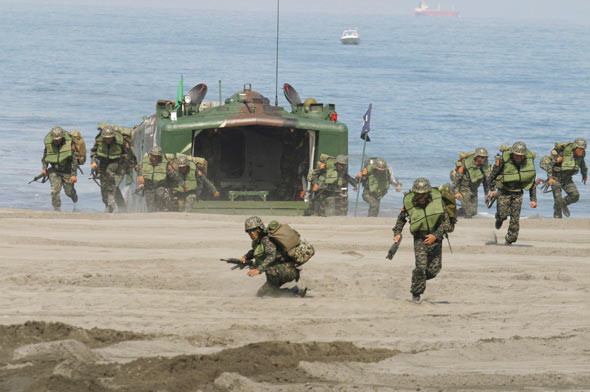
top-left (367, 165), bottom-right (389, 197)
top-left (175, 162), bottom-right (197, 193)
top-left (324, 159), bottom-right (341, 186)
top-left (96, 132), bottom-right (124, 160)
top-left (403, 188), bottom-right (445, 236)
top-left (500, 150), bottom-right (536, 191)
top-left (43, 132), bottom-right (73, 165)
top-left (464, 155), bottom-right (488, 185)
top-left (252, 240), bottom-right (266, 268)
top-left (142, 155), bottom-right (168, 187)
top-left (559, 144), bottom-right (584, 175)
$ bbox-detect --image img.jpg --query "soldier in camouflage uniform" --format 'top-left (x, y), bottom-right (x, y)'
top-left (240, 216), bottom-right (306, 297)
top-left (541, 138), bottom-right (587, 218)
top-left (90, 126), bottom-right (139, 213)
top-left (357, 157), bottom-right (402, 217)
top-left (487, 141), bottom-right (537, 245)
top-left (309, 154), bottom-right (357, 216)
top-left (171, 155), bottom-right (220, 212)
top-left (138, 146), bottom-right (185, 212)
top-left (451, 147), bottom-right (490, 218)
top-left (41, 126), bottom-right (79, 211)
top-left (392, 178), bottom-right (451, 302)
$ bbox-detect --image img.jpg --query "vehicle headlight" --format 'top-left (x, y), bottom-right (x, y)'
top-left (183, 95), bottom-right (191, 104)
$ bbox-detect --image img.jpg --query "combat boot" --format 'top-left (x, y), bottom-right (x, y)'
top-left (412, 294), bottom-right (421, 302)
top-left (54, 206), bottom-right (61, 212)
top-left (495, 219), bottom-right (503, 230)
top-left (72, 193), bottom-right (78, 203)
top-left (561, 200), bottom-right (570, 217)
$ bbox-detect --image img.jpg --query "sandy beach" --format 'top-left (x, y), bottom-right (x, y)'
top-left (0, 208), bottom-right (589, 391)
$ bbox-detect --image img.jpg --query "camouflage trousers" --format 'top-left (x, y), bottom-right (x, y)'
top-left (457, 186), bottom-right (478, 218)
top-left (312, 192), bottom-right (346, 217)
top-left (172, 192), bottom-right (196, 212)
top-left (48, 170), bottom-right (77, 210)
top-left (257, 262), bottom-right (300, 297)
top-left (362, 189), bottom-right (383, 217)
top-left (496, 191), bottom-right (523, 244)
top-left (551, 176), bottom-right (579, 218)
top-left (99, 161), bottom-right (125, 212)
top-left (145, 186), bottom-right (171, 212)
top-left (411, 237), bottom-right (443, 296)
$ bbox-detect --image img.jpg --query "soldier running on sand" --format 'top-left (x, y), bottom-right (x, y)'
top-left (451, 147), bottom-right (490, 218)
top-left (137, 146), bottom-right (184, 212)
top-left (487, 141), bottom-right (537, 245)
top-left (41, 126), bottom-right (78, 211)
top-left (357, 157), bottom-right (402, 217)
top-left (391, 178), bottom-right (451, 302)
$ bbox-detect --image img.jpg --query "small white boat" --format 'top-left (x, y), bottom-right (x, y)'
top-left (340, 29), bottom-right (360, 45)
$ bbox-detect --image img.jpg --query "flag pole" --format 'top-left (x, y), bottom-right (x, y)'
top-left (354, 136), bottom-right (368, 216)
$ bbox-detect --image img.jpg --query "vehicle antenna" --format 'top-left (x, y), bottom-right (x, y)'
top-left (274, 0), bottom-right (280, 106)
top-left (219, 80), bottom-right (222, 105)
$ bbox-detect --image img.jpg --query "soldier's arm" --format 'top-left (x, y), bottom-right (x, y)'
top-left (487, 158), bottom-right (504, 191)
top-left (344, 173), bottom-right (358, 187)
top-left (167, 165), bottom-right (186, 189)
top-left (580, 157), bottom-right (588, 180)
top-left (388, 169), bottom-right (400, 187)
top-left (482, 169), bottom-right (490, 195)
top-left (434, 211), bottom-right (451, 240)
top-left (243, 249), bottom-right (254, 261)
top-left (90, 141), bottom-right (99, 164)
top-left (41, 147), bottom-right (48, 172)
top-left (528, 182), bottom-right (537, 203)
top-left (70, 144), bottom-right (78, 177)
top-left (392, 208), bottom-right (409, 236)
top-left (257, 236), bottom-right (278, 272)
top-left (197, 171), bottom-right (217, 195)
top-left (451, 164), bottom-right (465, 192)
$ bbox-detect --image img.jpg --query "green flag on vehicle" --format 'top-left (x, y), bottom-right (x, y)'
top-left (174, 75), bottom-right (184, 109)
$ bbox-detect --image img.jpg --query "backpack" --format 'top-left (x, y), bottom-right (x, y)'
top-left (70, 130), bottom-right (87, 165)
top-left (267, 220), bottom-right (314, 265)
top-left (436, 183), bottom-right (457, 232)
top-left (167, 153), bottom-right (209, 175)
top-left (450, 152), bottom-right (474, 181)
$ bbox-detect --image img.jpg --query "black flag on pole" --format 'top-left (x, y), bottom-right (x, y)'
top-left (360, 103), bottom-right (372, 142)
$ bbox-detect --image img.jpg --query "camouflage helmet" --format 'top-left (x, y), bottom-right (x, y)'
top-left (373, 157), bottom-right (387, 171)
top-left (412, 177), bottom-right (431, 194)
top-left (244, 216), bottom-right (265, 232)
top-left (101, 126), bottom-right (116, 138)
top-left (335, 154), bottom-right (348, 165)
top-left (511, 141), bottom-right (527, 156)
top-left (50, 126), bottom-right (65, 140)
top-left (573, 138), bottom-right (587, 150)
top-left (176, 155), bottom-right (189, 167)
top-left (474, 147), bottom-right (489, 158)
top-left (149, 146), bottom-right (162, 156)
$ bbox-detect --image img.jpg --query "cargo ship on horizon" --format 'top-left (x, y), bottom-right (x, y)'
top-left (414, 1), bottom-right (459, 17)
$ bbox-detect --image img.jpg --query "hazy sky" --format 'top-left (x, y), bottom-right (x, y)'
top-left (4, 0), bottom-right (590, 21)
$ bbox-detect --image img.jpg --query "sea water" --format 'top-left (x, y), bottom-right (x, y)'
top-left (1, 3), bottom-right (589, 217)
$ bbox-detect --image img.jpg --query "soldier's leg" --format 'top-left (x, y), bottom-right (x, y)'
top-left (144, 189), bottom-right (156, 212)
top-left (49, 171), bottom-right (64, 211)
top-left (468, 189), bottom-right (479, 217)
top-left (505, 193), bottom-right (523, 244)
top-left (257, 264), bottom-right (301, 297)
top-left (563, 177), bottom-right (579, 206)
top-left (495, 193), bottom-right (510, 229)
top-left (154, 187), bottom-right (171, 212)
top-left (411, 237), bottom-right (428, 296)
top-left (114, 188), bottom-right (126, 212)
top-left (551, 179), bottom-right (564, 218)
top-left (61, 174), bottom-right (78, 203)
top-left (324, 196), bottom-right (337, 217)
top-left (362, 190), bottom-right (380, 217)
top-left (425, 241), bottom-right (443, 280)
top-left (182, 194), bottom-right (197, 212)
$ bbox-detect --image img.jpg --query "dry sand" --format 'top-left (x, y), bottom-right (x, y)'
top-left (0, 208), bottom-right (589, 391)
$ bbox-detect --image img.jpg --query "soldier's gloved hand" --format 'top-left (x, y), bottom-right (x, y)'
top-left (248, 269), bottom-right (261, 277)
top-left (395, 184), bottom-right (402, 192)
top-left (137, 175), bottom-right (144, 186)
top-left (91, 162), bottom-right (98, 171)
top-left (454, 192), bottom-right (463, 199)
top-left (531, 201), bottom-right (537, 208)
top-left (583, 177), bottom-right (587, 185)
top-left (213, 191), bottom-right (220, 198)
top-left (556, 156), bottom-right (563, 163)
top-left (547, 178), bottom-right (555, 186)
top-left (394, 234), bottom-right (402, 243)
top-left (137, 183), bottom-right (144, 190)
top-left (424, 234), bottom-right (437, 245)
top-left (488, 190), bottom-right (496, 199)
top-left (240, 256), bottom-right (247, 263)
top-left (70, 176), bottom-right (77, 184)
top-left (362, 168), bottom-right (368, 175)
top-left (42, 169), bottom-right (47, 176)
top-left (312, 184), bottom-right (319, 192)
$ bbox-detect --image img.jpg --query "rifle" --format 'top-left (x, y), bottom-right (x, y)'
top-left (78, 166), bottom-right (84, 175)
top-left (220, 258), bottom-right (253, 270)
top-left (386, 239), bottom-right (401, 260)
top-left (28, 173), bottom-right (48, 184)
top-left (445, 233), bottom-right (453, 254)
top-left (486, 191), bottom-right (498, 208)
top-left (536, 178), bottom-right (552, 193)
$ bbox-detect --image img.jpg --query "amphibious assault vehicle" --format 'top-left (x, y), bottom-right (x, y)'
top-left (131, 82), bottom-right (349, 215)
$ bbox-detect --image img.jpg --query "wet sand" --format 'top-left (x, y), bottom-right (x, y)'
top-left (0, 209), bottom-right (589, 391)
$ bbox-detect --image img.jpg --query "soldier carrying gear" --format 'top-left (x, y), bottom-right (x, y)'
top-left (542, 138), bottom-right (587, 218)
top-left (139, 146), bottom-right (185, 212)
top-left (392, 177), bottom-right (451, 302)
top-left (170, 154), bottom-right (219, 212)
top-left (239, 216), bottom-right (307, 297)
top-left (41, 126), bottom-right (79, 211)
top-left (451, 147), bottom-right (490, 219)
top-left (309, 154), bottom-right (357, 216)
top-left (487, 141), bottom-right (537, 245)
top-left (90, 125), bottom-right (140, 213)
top-left (357, 157), bottom-right (401, 217)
